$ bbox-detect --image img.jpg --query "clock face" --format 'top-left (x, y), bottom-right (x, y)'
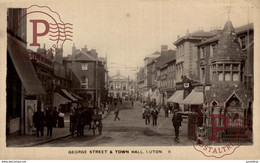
top-left (184, 83), bottom-right (189, 88)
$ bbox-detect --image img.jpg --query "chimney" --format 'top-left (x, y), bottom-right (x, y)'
top-left (55, 48), bottom-right (63, 65)
top-left (82, 44), bottom-right (88, 53)
top-left (91, 49), bottom-right (97, 58)
top-left (72, 43), bottom-right (76, 55)
top-left (161, 45), bottom-right (168, 52)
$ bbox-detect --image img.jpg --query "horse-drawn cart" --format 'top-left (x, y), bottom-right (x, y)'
top-left (70, 107), bottom-right (103, 136)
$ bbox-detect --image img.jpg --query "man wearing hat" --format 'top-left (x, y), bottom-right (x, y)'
top-left (172, 108), bottom-right (183, 141)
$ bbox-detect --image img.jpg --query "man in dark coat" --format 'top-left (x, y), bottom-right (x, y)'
top-left (52, 107), bottom-right (58, 127)
top-left (33, 107), bottom-right (45, 137)
top-left (45, 109), bottom-right (54, 137)
top-left (172, 108), bottom-right (183, 141)
top-left (114, 107), bottom-right (120, 121)
top-left (151, 107), bottom-right (159, 126)
top-left (144, 106), bottom-right (150, 125)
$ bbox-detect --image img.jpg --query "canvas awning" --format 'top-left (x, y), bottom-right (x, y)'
top-left (71, 92), bottom-right (83, 100)
top-left (53, 93), bottom-right (71, 108)
top-left (61, 89), bottom-right (78, 101)
top-left (7, 34), bottom-right (46, 95)
top-left (180, 90), bottom-right (204, 105)
top-left (167, 90), bottom-right (184, 103)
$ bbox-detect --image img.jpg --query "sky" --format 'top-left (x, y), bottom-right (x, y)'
top-left (24, 0), bottom-right (256, 80)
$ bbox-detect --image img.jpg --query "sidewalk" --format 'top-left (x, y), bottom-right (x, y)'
top-left (7, 114), bottom-right (71, 147)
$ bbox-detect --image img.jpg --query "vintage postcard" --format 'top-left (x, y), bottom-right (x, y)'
top-left (0, 0), bottom-right (259, 160)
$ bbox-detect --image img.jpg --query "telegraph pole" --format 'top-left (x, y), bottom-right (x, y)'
top-left (95, 56), bottom-right (98, 114)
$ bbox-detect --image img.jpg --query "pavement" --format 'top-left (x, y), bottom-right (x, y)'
top-left (6, 113), bottom-right (72, 147)
top-left (6, 101), bottom-right (190, 147)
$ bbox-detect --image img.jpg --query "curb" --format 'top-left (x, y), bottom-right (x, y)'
top-left (25, 112), bottom-right (111, 147)
top-left (23, 133), bottom-right (72, 147)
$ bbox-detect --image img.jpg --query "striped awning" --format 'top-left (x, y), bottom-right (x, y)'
top-left (167, 90), bottom-right (184, 103)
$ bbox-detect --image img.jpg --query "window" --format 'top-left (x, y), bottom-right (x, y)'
top-left (218, 73), bottom-right (223, 81)
top-left (81, 63), bottom-right (88, 70)
top-left (200, 47), bottom-right (205, 58)
top-left (233, 73), bottom-right (239, 81)
top-left (81, 76), bottom-right (88, 88)
top-left (115, 83), bottom-right (121, 89)
top-left (239, 36), bottom-right (246, 49)
top-left (201, 68), bottom-right (205, 83)
top-left (225, 73), bottom-right (231, 81)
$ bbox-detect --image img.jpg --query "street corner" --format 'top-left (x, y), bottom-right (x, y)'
top-left (188, 100), bottom-right (252, 158)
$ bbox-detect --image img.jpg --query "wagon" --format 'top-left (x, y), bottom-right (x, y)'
top-left (70, 107), bottom-right (103, 136)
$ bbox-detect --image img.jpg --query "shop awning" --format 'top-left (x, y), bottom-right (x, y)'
top-left (180, 90), bottom-right (204, 105)
top-left (61, 89), bottom-right (78, 101)
top-left (53, 93), bottom-right (71, 108)
top-left (7, 34), bottom-right (46, 95)
top-left (167, 90), bottom-right (183, 103)
top-left (71, 92), bottom-right (83, 100)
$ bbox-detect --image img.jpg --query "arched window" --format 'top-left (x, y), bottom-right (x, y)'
top-left (233, 73), bottom-right (239, 81)
top-left (225, 73), bottom-right (231, 81)
top-left (218, 73), bottom-right (223, 81)
top-left (81, 76), bottom-right (88, 88)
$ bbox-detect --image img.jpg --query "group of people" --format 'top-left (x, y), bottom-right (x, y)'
top-left (142, 102), bottom-right (183, 142)
top-left (33, 106), bottom-right (64, 137)
top-left (142, 105), bottom-right (159, 126)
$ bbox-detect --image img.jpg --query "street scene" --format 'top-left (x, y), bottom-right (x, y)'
top-left (6, 2), bottom-right (254, 148)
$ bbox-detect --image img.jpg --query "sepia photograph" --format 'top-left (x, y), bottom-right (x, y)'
top-left (1, 0), bottom-right (259, 160)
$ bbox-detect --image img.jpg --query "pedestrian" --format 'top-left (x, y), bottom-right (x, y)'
top-left (172, 108), bottom-right (183, 142)
top-left (144, 106), bottom-right (150, 125)
top-left (33, 106), bottom-right (45, 137)
top-left (114, 107), bottom-right (120, 121)
top-left (45, 109), bottom-right (54, 137)
top-left (151, 107), bottom-right (159, 126)
top-left (52, 107), bottom-right (58, 127)
top-left (114, 100), bottom-right (117, 108)
top-left (142, 105), bottom-right (146, 119)
top-left (131, 100), bottom-right (134, 107)
top-left (96, 120), bottom-right (103, 135)
top-left (164, 105), bottom-right (169, 118)
top-left (105, 103), bottom-right (109, 114)
top-left (58, 107), bottom-right (65, 128)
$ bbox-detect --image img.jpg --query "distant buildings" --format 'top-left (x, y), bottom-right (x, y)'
top-left (136, 21), bottom-right (254, 116)
top-left (108, 72), bottom-right (130, 99)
